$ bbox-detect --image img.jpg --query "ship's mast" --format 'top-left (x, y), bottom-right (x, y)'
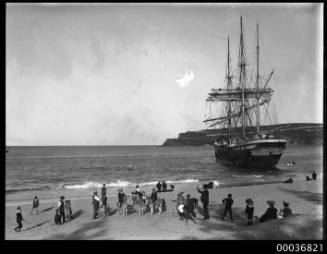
top-left (227, 36), bottom-right (232, 144)
top-left (255, 21), bottom-right (260, 134)
top-left (239, 16), bottom-right (246, 142)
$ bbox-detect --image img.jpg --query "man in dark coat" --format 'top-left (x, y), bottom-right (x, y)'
top-left (197, 185), bottom-right (209, 220)
top-left (162, 181), bottom-right (167, 192)
top-left (156, 181), bottom-right (162, 192)
top-left (101, 184), bottom-right (107, 200)
top-left (151, 188), bottom-right (158, 209)
top-left (184, 194), bottom-right (196, 223)
top-left (57, 196), bottom-right (66, 224)
top-left (222, 194), bottom-right (234, 221)
top-left (259, 200), bottom-right (278, 223)
top-left (312, 170), bottom-right (317, 180)
top-left (118, 188), bottom-right (126, 209)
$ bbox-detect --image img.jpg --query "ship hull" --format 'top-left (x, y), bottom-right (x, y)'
top-left (214, 139), bottom-right (287, 168)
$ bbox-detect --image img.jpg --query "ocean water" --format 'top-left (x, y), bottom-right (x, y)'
top-left (6, 145), bottom-right (323, 195)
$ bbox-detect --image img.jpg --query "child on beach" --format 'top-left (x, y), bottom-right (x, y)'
top-left (245, 198), bottom-right (254, 225)
top-left (278, 201), bottom-right (292, 218)
top-left (14, 207), bottom-right (24, 232)
top-left (222, 194), bottom-right (234, 221)
top-left (30, 196), bottom-right (39, 215)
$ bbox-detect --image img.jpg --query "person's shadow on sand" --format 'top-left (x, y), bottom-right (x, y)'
top-left (40, 207), bottom-right (55, 213)
top-left (22, 220), bottom-right (50, 231)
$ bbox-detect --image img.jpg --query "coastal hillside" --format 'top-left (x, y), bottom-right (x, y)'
top-left (162, 123), bottom-right (323, 146)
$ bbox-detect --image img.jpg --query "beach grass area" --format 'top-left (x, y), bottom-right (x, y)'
top-left (5, 179), bottom-right (323, 240)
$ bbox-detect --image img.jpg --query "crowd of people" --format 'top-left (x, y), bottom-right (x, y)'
top-left (15, 173), bottom-right (316, 232)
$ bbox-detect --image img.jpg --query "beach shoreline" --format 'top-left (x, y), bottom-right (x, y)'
top-left (5, 178), bottom-right (323, 240)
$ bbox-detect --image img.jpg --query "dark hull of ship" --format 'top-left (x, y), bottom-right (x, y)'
top-left (214, 139), bottom-right (287, 168)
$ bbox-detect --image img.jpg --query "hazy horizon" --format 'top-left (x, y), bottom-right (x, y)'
top-left (6, 3), bottom-right (323, 146)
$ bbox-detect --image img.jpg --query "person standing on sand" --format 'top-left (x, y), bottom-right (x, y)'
top-left (101, 184), bottom-right (107, 200)
top-left (150, 188), bottom-right (158, 213)
top-left (14, 207), bottom-right (24, 232)
top-left (30, 196), bottom-right (39, 215)
top-left (156, 181), bottom-right (162, 192)
top-left (197, 185), bottom-right (210, 220)
top-left (259, 200), bottom-right (278, 223)
top-left (222, 194), bottom-right (234, 221)
top-left (184, 194), bottom-right (196, 223)
top-left (312, 170), bottom-right (317, 180)
top-left (92, 192), bottom-right (100, 219)
top-left (162, 181), bottom-right (167, 192)
top-left (117, 188), bottom-right (126, 209)
top-left (57, 196), bottom-right (66, 224)
top-left (245, 198), bottom-right (254, 225)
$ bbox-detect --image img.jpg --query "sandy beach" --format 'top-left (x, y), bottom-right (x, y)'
top-left (5, 178), bottom-right (323, 240)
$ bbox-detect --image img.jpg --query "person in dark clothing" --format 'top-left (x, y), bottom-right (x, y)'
top-left (57, 196), bottom-right (66, 224)
top-left (259, 200), bottom-right (278, 223)
top-left (30, 196), bottom-right (39, 215)
top-left (101, 194), bottom-right (108, 208)
top-left (245, 198), bottom-right (254, 225)
top-left (184, 194), bottom-right (196, 223)
top-left (132, 185), bottom-right (143, 198)
top-left (92, 192), bottom-right (100, 219)
top-left (156, 181), bottom-right (162, 192)
top-left (162, 181), bottom-right (167, 192)
top-left (117, 188), bottom-right (126, 209)
top-left (197, 185), bottom-right (209, 220)
top-left (312, 170), bottom-right (317, 180)
top-left (278, 201), bottom-right (292, 218)
top-left (101, 184), bottom-right (107, 200)
top-left (14, 207), bottom-right (24, 232)
top-left (222, 194), bottom-right (234, 221)
top-left (151, 188), bottom-right (158, 212)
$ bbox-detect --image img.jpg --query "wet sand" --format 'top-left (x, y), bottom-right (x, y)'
top-left (5, 179), bottom-right (323, 240)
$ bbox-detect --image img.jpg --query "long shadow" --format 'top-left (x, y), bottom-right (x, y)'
top-left (22, 220), bottom-right (51, 231)
top-left (109, 208), bottom-right (117, 216)
top-left (70, 209), bottom-right (85, 220)
top-left (40, 207), bottom-right (55, 213)
top-left (279, 188), bottom-right (323, 204)
top-left (47, 218), bottom-right (109, 240)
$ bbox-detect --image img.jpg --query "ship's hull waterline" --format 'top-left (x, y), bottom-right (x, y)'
top-left (214, 139), bottom-right (287, 168)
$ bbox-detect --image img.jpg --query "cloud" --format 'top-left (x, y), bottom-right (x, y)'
top-left (174, 68), bottom-right (195, 88)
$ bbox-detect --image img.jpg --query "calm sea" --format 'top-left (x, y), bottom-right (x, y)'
top-left (6, 145), bottom-right (323, 195)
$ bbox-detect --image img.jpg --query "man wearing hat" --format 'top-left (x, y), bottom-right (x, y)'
top-left (222, 194), bottom-right (234, 221)
top-left (197, 185), bottom-right (210, 220)
top-left (57, 196), bottom-right (66, 224)
top-left (259, 200), bottom-right (278, 223)
top-left (245, 198), bottom-right (254, 225)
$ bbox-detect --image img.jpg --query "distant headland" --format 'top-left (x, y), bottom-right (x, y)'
top-left (162, 123), bottom-right (323, 146)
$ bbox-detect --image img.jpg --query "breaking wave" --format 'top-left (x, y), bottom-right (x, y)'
top-left (63, 179), bottom-right (202, 190)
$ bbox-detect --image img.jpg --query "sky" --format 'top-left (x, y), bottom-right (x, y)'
top-left (6, 3), bottom-right (323, 145)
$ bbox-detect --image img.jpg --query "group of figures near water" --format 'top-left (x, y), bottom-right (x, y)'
top-left (14, 178), bottom-right (306, 233)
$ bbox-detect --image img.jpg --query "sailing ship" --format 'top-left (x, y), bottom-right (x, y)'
top-left (204, 17), bottom-right (287, 168)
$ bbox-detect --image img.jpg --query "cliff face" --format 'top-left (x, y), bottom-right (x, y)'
top-left (162, 123), bottom-right (323, 146)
